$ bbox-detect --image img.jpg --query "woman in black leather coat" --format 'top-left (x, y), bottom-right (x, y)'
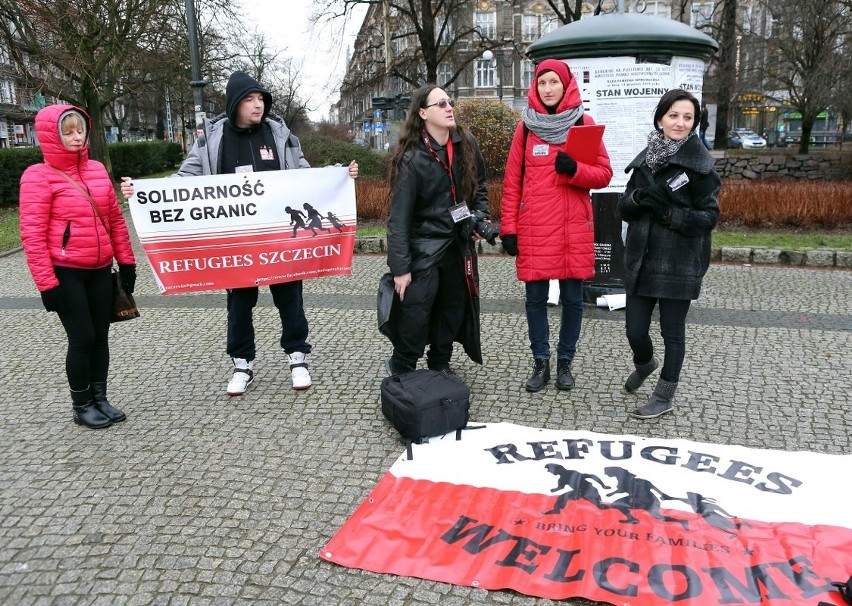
top-left (382, 84), bottom-right (490, 376)
top-left (617, 89), bottom-right (720, 419)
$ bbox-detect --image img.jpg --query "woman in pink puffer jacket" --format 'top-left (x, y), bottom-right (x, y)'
top-left (20, 104), bottom-right (136, 429)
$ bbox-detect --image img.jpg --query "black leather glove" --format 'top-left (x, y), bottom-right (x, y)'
top-left (501, 234), bottom-right (518, 256)
top-left (554, 151), bottom-right (578, 177)
top-left (637, 186), bottom-right (672, 224)
top-left (118, 264), bottom-right (137, 294)
top-left (40, 285), bottom-right (65, 313)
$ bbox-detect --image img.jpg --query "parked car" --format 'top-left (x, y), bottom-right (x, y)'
top-left (727, 129), bottom-right (767, 149)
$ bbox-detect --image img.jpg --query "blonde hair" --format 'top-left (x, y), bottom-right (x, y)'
top-left (60, 111), bottom-right (85, 134)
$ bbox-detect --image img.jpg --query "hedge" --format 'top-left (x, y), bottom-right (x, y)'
top-left (0, 141), bottom-right (182, 208)
top-left (300, 134), bottom-right (386, 179)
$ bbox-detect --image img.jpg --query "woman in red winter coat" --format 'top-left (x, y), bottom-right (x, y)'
top-left (500, 59), bottom-right (613, 393)
top-left (20, 105), bottom-right (137, 429)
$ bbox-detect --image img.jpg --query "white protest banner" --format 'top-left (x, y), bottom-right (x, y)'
top-left (128, 167), bottom-right (355, 294)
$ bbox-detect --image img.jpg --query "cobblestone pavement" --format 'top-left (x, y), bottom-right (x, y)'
top-left (1, 238), bottom-right (849, 605)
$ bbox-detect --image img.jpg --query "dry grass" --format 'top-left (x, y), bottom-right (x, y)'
top-left (358, 178), bottom-right (852, 230)
top-left (719, 180), bottom-right (852, 228)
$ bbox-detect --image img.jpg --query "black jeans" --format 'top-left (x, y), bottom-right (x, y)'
top-left (524, 279), bottom-right (584, 360)
top-left (625, 294), bottom-right (691, 383)
top-left (389, 247), bottom-right (466, 372)
top-left (54, 265), bottom-right (112, 391)
top-left (226, 281), bottom-right (310, 361)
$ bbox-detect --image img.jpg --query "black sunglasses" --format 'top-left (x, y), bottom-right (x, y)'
top-left (425, 99), bottom-right (455, 109)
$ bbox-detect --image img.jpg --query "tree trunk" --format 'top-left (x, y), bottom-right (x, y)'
top-left (799, 119), bottom-right (813, 154)
top-left (713, 0), bottom-right (738, 151)
top-left (82, 83), bottom-right (113, 176)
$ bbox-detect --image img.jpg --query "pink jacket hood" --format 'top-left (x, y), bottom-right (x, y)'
top-left (35, 104), bottom-right (91, 172)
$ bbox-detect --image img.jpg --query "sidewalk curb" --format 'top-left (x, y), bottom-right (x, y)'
top-left (354, 237), bottom-right (852, 268)
top-left (2, 241), bottom-right (849, 268)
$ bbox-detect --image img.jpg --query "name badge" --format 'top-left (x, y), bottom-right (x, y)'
top-left (667, 172), bottom-right (690, 191)
top-left (449, 203), bottom-right (472, 223)
top-left (259, 146), bottom-right (275, 161)
top-left (235, 164), bottom-right (254, 174)
top-left (532, 144), bottom-right (550, 157)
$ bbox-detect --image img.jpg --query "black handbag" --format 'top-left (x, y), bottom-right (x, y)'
top-left (381, 369), bottom-right (470, 459)
top-left (111, 267), bottom-right (140, 322)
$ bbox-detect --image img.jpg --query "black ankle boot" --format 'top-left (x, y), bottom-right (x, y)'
top-left (555, 359), bottom-right (575, 390)
top-left (91, 381), bottom-right (126, 423)
top-left (525, 358), bottom-right (550, 392)
top-left (71, 387), bottom-right (112, 429)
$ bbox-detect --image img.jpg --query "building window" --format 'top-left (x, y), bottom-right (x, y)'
top-left (521, 59), bottom-right (535, 89)
top-left (474, 11), bottom-right (496, 40)
top-left (691, 0), bottom-right (713, 29)
top-left (522, 15), bottom-right (538, 42)
top-left (437, 63), bottom-right (453, 86)
top-left (0, 80), bottom-right (11, 104)
top-left (475, 59), bottom-right (495, 88)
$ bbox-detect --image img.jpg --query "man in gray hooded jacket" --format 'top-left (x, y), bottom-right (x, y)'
top-left (122, 71), bottom-right (358, 395)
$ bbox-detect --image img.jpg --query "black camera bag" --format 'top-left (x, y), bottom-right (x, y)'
top-left (381, 369), bottom-right (470, 458)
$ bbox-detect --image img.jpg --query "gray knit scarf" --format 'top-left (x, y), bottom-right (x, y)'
top-left (522, 105), bottom-right (585, 144)
top-left (645, 129), bottom-right (693, 173)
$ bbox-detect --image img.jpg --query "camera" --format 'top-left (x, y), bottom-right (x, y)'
top-left (468, 210), bottom-right (500, 245)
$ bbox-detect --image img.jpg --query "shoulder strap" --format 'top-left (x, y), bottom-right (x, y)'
top-left (48, 165), bottom-right (110, 236)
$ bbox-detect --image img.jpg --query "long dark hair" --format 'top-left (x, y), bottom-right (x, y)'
top-left (653, 89), bottom-right (701, 132)
top-left (388, 84), bottom-right (480, 206)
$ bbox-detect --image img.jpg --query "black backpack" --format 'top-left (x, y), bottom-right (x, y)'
top-left (380, 369), bottom-right (470, 459)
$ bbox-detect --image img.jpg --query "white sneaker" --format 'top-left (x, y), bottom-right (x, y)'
top-left (287, 351), bottom-right (311, 390)
top-left (226, 358), bottom-right (255, 396)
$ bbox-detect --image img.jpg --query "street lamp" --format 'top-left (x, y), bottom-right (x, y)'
top-left (481, 47), bottom-right (514, 101)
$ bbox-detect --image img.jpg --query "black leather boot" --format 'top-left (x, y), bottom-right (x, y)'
top-left (91, 381), bottom-right (127, 423)
top-left (71, 387), bottom-right (112, 429)
top-left (555, 359), bottom-right (575, 390)
top-left (525, 358), bottom-right (550, 392)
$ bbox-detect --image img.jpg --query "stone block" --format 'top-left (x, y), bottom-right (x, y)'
top-left (804, 249), bottom-right (836, 267)
top-left (720, 247), bottom-right (752, 263)
top-left (835, 251), bottom-right (852, 268)
top-left (710, 246), bottom-right (721, 262)
top-left (742, 169), bottom-right (759, 179)
top-left (778, 250), bottom-right (805, 265)
top-left (752, 248), bottom-right (781, 264)
top-left (357, 237), bottom-right (385, 254)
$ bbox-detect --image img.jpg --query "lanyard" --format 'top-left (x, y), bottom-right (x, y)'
top-left (422, 130), bottom-right (456, 203)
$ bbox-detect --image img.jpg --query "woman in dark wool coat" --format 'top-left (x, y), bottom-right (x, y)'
top-left (617, 89), bottom-right (721, 419)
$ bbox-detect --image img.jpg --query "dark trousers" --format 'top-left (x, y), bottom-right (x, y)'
top-left (389, 247), bottom-right (466, 372)
top-left (54, 265), bottom-right (112, 391)
top-left (525, 279), bottom-right (584, 360)
top-left (625, 294), bottom-right (691, 382)
top-left (226, 281), bottom-right (310, 361)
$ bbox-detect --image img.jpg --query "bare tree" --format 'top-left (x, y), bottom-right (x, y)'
top-left (755, 0), bottom-right (850, 153)
top-left (0, 1), bottom-right (178, 170)
top-left (313, 0), bottom-right (520, 90)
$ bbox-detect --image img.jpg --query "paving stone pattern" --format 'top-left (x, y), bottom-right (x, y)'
top-left (1, 233), bottom-right (850, 605)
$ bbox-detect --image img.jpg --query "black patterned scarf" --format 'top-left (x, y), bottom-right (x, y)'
top-left (645, 129), bottom-right (693, 173)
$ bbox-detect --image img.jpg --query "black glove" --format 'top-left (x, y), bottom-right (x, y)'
top-left (118, 264), bottom-right (137, 294)
top-left (554, 151), bottom-right (578, 177)
top-left (637, 186), bottom-right (672, 223)
top-left (501, 234), bottom-right (518, 256)
top-left (40, 285), bottom-right (65, 313)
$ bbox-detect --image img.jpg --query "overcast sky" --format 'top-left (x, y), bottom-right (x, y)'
top-left (243, 2), bottom-right (368, 122)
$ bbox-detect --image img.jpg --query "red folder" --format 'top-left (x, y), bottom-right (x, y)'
top-left (556, 124), bottom-right (605, 184)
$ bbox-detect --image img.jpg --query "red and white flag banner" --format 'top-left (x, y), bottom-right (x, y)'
top-left (321, 422), bottom-right (852, 605)
top-left (127, 167), bottom-right (356, 294)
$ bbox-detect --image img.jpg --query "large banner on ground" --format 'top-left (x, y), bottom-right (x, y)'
top-left (321, 423), bottom-right (852, 605)
top-left (128, 167), bottom-right (356, 294)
